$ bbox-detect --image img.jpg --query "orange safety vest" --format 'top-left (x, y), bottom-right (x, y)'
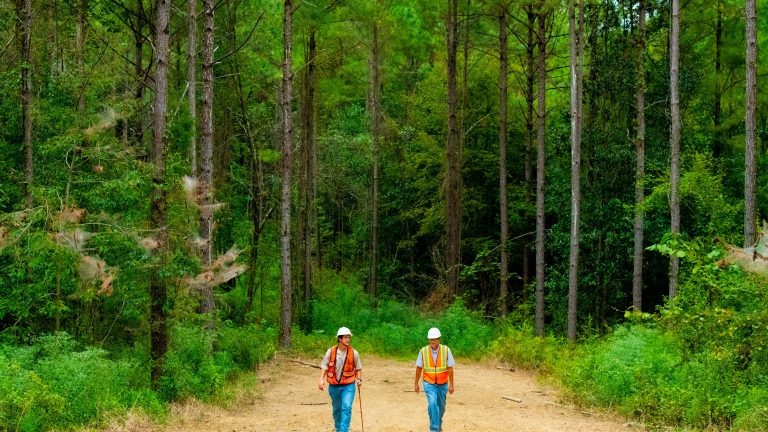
top-left (421, 344), bottom-right (450, 385)
top-left (326, 345), bottom-right (357, 385)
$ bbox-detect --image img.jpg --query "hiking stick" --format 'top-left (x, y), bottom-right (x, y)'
top-left (358, 382), bottom-right (365, 432)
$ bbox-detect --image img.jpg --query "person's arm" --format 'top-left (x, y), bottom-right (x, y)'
top-left (414, 366), bottom-right (422, 393)
top-left (354, 351), bottom-right (363, 386)
top-left (447, 367), bottom-right (454, 394)
top-left (318, 367), bottom-right (326, 391)
top-left (318, 349), bottom-right (330, 391)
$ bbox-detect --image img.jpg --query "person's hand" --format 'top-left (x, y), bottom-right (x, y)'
top-left (448, 383), bottom-right (454, 394)
top-left (318, 381), bottom-right (325, 391)
top-left (356, 378), bottom-right (362, 388)
top-left (414, 383), bottom-right (420, 394)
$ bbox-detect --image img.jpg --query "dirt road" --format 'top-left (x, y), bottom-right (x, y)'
top-left (161, 356), bottom-right (644, 432)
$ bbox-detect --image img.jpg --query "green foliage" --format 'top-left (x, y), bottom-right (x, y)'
top-left (158, 325), bottom-right (236, 401)
top-left (0, 333), bottom-right (163, 432)
top-left (309, 278), bottom-right (493, 359)
top-left (555, 242), bottom-right (768, 429)
top-left (215, 322), bottom-right (277, 370)
top-left (491, 324), bottom-right (564, 372)
top-left (558, 326), bottom-right (680, 412)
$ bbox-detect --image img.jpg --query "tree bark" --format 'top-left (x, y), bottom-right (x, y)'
top-left (150, 0), bottom-right (171, 388)
top-left (567, 0), bottom-right (583, 342)
top-left (198, 0), bottom-right (215, 315)
top-left (279, 0), bottom-right (294, 348)
top-left (188, 0), bottom-right (197, 177)
top-left (446, 0), bottom-right (461, 296)
top-left (368, 23), bottom-right (381, 300)
top-left (632, 0), bottom-right (646, 312)
top-left (535, 1), bottom-right (547, 337)
top-left (17, 0), bottom-right (33, 208)
top-left (498, 4), bottom-right (509, 317)
top-left (303, 31), bottom-right (316, 308)
top-left (669, 0), bottom-right (680, 299)
top-left (744, 0), bottom-right (757, 247)
top-left (523, 6), bottom-right (536, 297)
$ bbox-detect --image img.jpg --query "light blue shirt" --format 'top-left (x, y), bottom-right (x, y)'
top-left (415, 345), bottom-right (455, 368)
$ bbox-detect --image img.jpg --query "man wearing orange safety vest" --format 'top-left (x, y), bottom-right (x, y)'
top-left (414, 327), bottom-right (455, 432)
top-left (318, 327), bottom-right (362, 432)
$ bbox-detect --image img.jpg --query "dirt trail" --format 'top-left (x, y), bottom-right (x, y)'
top-left (161, 355), bottom-right (644, 432)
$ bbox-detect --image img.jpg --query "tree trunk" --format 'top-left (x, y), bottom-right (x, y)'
top-left (198, 0), bottom-right (215, 314)
top-left (498, 5), bottom-right (509, 317)
top-left (303, 31), bottom-right (316, 310)
top-left (17, 0), bottom-right (33, 208)
top-left (632, 0), bottom-right (646, 311)
top-left (188, 0), bottom-right (197, 177)
top-left (279, 0), bottom-right (294, 348)
top-left (669, 0), bottom-right (680, 299)
top-left (368, 23), bottom-right (381, 300)
top-left (150, 0), bottom-right (171, 388)
top-left (535, 1), bottom-right (547, 337)
top-left (567, 0), bottom-right (583, 342)
top-left (713, 0), bottom-right (722, 159)
top-left (523, 6), bottom-right (536, 298)
top-left (745, 0), bottom-right (757, 247)
top-left (446, 0), bottom-right (461, 296)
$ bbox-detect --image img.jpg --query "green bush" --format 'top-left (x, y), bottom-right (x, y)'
top-left (0, 333), bottom-right (163, 432)
top-left (159, 325), bottom-right (236, 401)
top-left (560, 326), bottom-right (680, 411)
top-left (491, 323), bottom-right (564, 371)
top-left (215, 322), bottom-right (277, 370)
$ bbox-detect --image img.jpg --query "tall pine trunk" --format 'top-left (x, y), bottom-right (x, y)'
top-left (150, 0), bottom-right (171, 387)
top-left (188, 0), bottom-right (197, 177)
top-left (523, 6), bottom-right (536, 296)
top-left (632, 0), bottom-right (646, 311)
top-left (302, 31), bottom-right (316, 310)
top-left (279, 0), bottom-right (294, 348)
top-left (18, 0), bottom-right (33, 208)
top-left (368, 23), bottom-right (381, 300)
top-left (535, 1), bottom-right (547, 337)
top-left (446, 0), bottom-right (461, 296)
top-left (198, 0), bottom-right (215, 314)
top-left (567, 0), bottom-right (583, 342)
top-left (669, 0), bottom-right (681, 299)
top-left (498, 5), bottom-right (509, 317)
top-left (744, 0), bottom-right (757, 247)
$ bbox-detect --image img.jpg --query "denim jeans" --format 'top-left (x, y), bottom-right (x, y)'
top-left (328, 383), bottom-right (356, 432)
top-left (423, 381), bottom-right (448, 432)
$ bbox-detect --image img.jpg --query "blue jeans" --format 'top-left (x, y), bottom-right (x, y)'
top-left (328, 383), bottom-right (356, 432)
top-left (423, 381), bottom-right (448, 432)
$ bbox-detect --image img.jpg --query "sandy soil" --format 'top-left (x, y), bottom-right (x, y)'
top-left (160, 355), bottom-right (645, 432)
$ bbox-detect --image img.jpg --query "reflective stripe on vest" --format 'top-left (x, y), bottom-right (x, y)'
top-left (421, 344), bottom-right (449, 385)
top-left (326, 345), bottom-right (357, 385)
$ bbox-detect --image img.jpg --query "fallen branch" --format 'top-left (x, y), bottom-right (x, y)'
top-left (299, 402), bottom-right (327, 406)
top-left (502, 396), bottom-right (522, 403)
top-left (496, 366), bottom-right (516, 372)
top-left (291, 359), bottom-right (321, 369)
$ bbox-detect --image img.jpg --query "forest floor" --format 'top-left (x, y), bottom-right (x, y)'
top-left (134, 355), bottom-right (647, 432)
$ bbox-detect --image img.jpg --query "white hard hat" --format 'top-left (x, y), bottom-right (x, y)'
top-left (336, 327), bottom-right (352, 337)
top-left (427, 327), bottom-right (441, 339)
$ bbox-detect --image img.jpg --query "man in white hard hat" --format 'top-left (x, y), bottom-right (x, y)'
top-left (414, 327), bottom-right (455, 432)
top-left (318, 327), bottom-right (363, 432)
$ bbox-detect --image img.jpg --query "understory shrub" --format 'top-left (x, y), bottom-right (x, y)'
top-left (0, 333), bottom-right (163, 432)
